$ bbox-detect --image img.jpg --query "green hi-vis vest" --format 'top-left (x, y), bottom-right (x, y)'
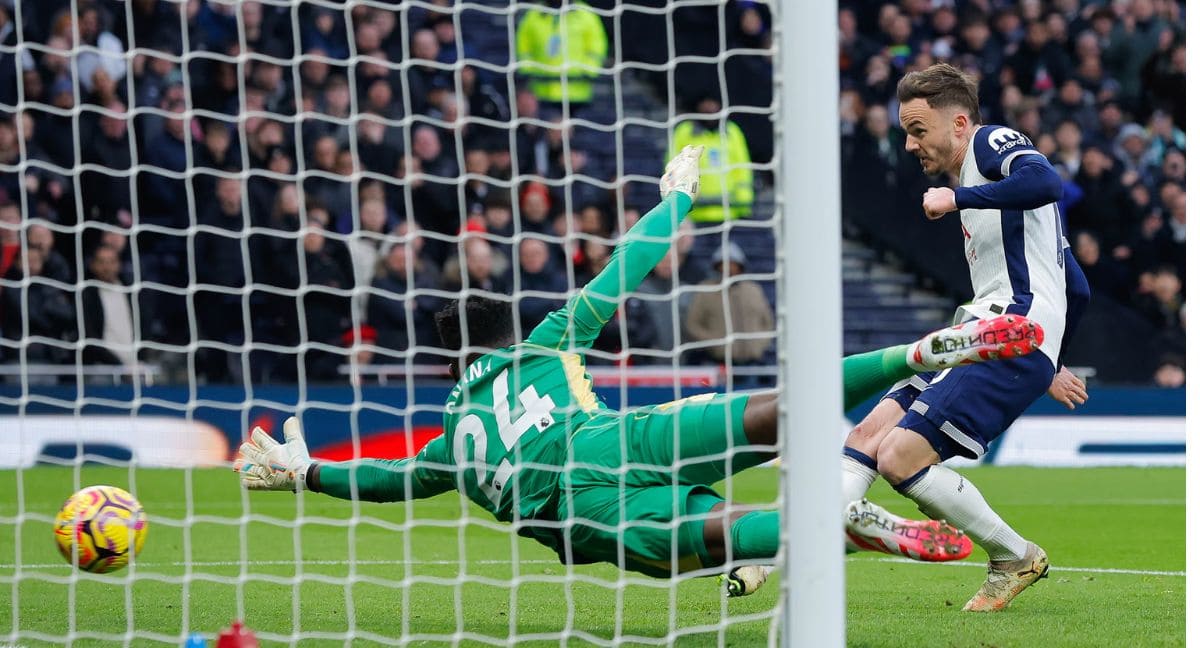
top-left (516, 3), bottom-right (608, 104)
top-left (669, 121), bottom-right (754, 222)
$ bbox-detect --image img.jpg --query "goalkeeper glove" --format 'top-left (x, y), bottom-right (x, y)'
top-left (234, 416), bottom-right (313, 492)
top-left (660, 144), bottom-right (703, 202)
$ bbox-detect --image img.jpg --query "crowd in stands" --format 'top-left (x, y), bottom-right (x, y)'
top-left (838, 0), bottom-right (1185, 385)
top-left (0, 0), bottom-right (1183, 386)
top-left (0, 0), bottom-right (775, 384)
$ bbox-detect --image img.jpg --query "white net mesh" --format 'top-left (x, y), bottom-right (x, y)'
top-left (0, 0), bottom-right (782, 644)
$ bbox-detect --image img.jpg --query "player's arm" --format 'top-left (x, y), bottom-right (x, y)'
top-left (308, 438), bottom-right (455, 502)
top-left (234, 417), bottom-right (454, 502)
top-left (952, 154), bottom-right (1062, 210)
top-left (955, 127), bottom-right (1062, 211)
top-left (524, 145), bottom-right (703, 350)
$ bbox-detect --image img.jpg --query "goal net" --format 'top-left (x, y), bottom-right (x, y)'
top-left (0, 0), bottom-right (820, 644)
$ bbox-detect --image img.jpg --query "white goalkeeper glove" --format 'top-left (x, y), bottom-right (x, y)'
top-left (234, 416), bottom-right (313, 492)
top-left (660, 144), bottom-right (703, 202)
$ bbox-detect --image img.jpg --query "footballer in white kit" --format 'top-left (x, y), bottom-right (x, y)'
top-left (840, 64), bottom-right (1091, 613)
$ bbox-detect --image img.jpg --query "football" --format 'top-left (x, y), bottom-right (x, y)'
top-left (53, 486), bottom-right (148, 574)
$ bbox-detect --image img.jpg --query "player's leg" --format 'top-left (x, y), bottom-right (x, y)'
top-left (619, 392), bottom-right (772, 489)
top-left (874, 355), bottom-right (1056, 611)
top-left (841, 313), bottom-right (1044, 535)
top-left (841, 397), bottom-right (907, 506)
top-left (844, 313), bottom-right (1044, 408)
top-left (633, 313), bottom-right (1046, 488)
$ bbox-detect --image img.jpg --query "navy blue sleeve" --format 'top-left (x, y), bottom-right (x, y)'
top-left (955, 152), bottom-right (1063, 211)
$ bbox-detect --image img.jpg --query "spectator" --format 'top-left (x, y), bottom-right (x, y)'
top-left (1070, 145), bottom-right (1131, 254)
top-left (1153, 354), bottom-right (1185, 388)
top-left (25, 224), bottom-right (71, 283)
top-left (1073, 230), bottom-right (1129, 302)
top-left (1005, 19), bottom-right (1072, 94)
top-left (367, 233), bottom-right (443, 358)
top-left (304, 135), bottom-right (352, 220)
top-left (461, 65), bottom-right (509, 150)
top-left (685, 243), bottom-right (774, 366)
top-left (301, 214), bottom-right (355, 380)
top-left (444, 236), bottom-right (510, 294)
top-left (81, 100), bottom-right (133, 226)
top-left (1050, 118), bottom-right (1084, 178)
top-left (839, 9), bottom-right (881, 78)
top-left (194, 176), bottom-right (249, 382)
top-left (1113, 123), bottom-right (1154, 180)
top-left (463, 148), bottom-right (496, 218)
top-left (74, 4), bottom-right (127, 103)
top-left (513, 89), bottom-right (551, 177)
top-left (1133, 265), bottom-right (1183, 332)
top-left (1042, 78), bottom-right (1099, 134)
top-left (638, 249), bottom-right (694, 359)
top-left (1, 247), bottom-right (75, 365)
top-left (80, 245), bottom-right (136, 367)
top-left (515, 238), bottom-right (567, 336)
top-left (430, 14), bottom-right (479, 69)
top-left (405, 28), bottom-right (446, 115)
top-left (573, 239), bottom-right (610, 288)
top-left (668, 96), bottom-right (754, 223)
top-left (410, 124), bottom-right (460, 228)
top-left (301, 7), bottom-right (349, 61)
top-left (518, 182), bottom-right (554, 235)
top-left (515, 0), bottom-right (607, 111)
top-left (349, 198), bottom-right (390, 295)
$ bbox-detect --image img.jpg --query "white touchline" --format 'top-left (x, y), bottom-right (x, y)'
top-left (852, 556), bottom-right (1185, 577)
top-left (0, 558), bottom-right (563, 570)
top-left (0, 557), bottom-right (1185, 577)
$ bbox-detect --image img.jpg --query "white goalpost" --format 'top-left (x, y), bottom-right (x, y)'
top-left (0, 0), bottom-right (843, 644)
top-left (777, 0), bottom-right (845, 644)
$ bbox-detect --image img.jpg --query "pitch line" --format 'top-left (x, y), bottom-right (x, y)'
top-left (0, 557), bottom-right (1184, 577)
top-left (855, 556), bottom-right (1184, 577)
top-left (0, 558), bottom-right (562, 570)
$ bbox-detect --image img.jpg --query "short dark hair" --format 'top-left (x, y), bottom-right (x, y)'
top-left (896, 63), bottom-right (982, 125)
top-left (435, 296), bottom-right (514, 352)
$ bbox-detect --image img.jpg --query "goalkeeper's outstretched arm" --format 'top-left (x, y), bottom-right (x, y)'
top-left (235, 417), bottom-right (453, 502)
top-left (524, 145), bottom-right (703, 350)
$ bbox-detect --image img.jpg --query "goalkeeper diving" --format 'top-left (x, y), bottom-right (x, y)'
top-left (235, 146), bottom-right (1044, 596)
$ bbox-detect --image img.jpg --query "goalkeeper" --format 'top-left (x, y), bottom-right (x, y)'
top-left (236, 146), bottom-right (1044, 596)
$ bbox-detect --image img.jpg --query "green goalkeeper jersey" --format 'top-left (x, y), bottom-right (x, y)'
top-left (316, 192), bottom-right (694, 526)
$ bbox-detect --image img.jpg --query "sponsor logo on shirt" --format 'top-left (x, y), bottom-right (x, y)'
top-left (987, 127), bottom-right (1030, 153)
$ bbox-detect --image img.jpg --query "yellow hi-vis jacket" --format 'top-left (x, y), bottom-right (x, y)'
top-left (668, 121), bottom-right (754, 222)
top-left (515, 3), bottom-right (608, 104)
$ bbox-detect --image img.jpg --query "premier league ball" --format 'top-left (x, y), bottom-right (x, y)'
top-left (54, 485), bottom-right (148, 573)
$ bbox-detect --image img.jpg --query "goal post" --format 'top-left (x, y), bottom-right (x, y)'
top-left (777, 0), bottom-right (846, 644)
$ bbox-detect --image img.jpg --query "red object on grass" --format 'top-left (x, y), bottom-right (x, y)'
top-left (216, 621), bottom-right (259, 648)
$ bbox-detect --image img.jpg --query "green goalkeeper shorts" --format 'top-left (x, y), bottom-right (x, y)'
top-left (557, 392), bottom-right (764, 577)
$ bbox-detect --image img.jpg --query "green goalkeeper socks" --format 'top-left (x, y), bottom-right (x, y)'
top-left (730, 511), bottom-right (780, 561)
top-left (842, 344), bottom-right (915, 411)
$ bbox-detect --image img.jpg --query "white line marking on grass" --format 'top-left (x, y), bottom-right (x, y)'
top-left (0, 558), bottom-right (562, 570)
top-left (854, 556), bottom-right (1185, 577)
top-left (1, 557), bottom-right (1184, 577)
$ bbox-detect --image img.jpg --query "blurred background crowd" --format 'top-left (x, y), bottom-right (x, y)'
top-left (0, 0), bottom-right (1184, 386)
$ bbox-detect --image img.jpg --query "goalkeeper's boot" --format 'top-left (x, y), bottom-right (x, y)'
top-left (909, 314), bottom-right (1045, 371)
top-left (844, 499), bottom-right (973, 562)
top-left (962, 542), bottom-right (1049, 612)
top-left (721, 565), bottom-right (769, 598)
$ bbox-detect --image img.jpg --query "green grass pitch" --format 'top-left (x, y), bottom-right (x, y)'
top-left (0, 465), bottom-right (1183, 646)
